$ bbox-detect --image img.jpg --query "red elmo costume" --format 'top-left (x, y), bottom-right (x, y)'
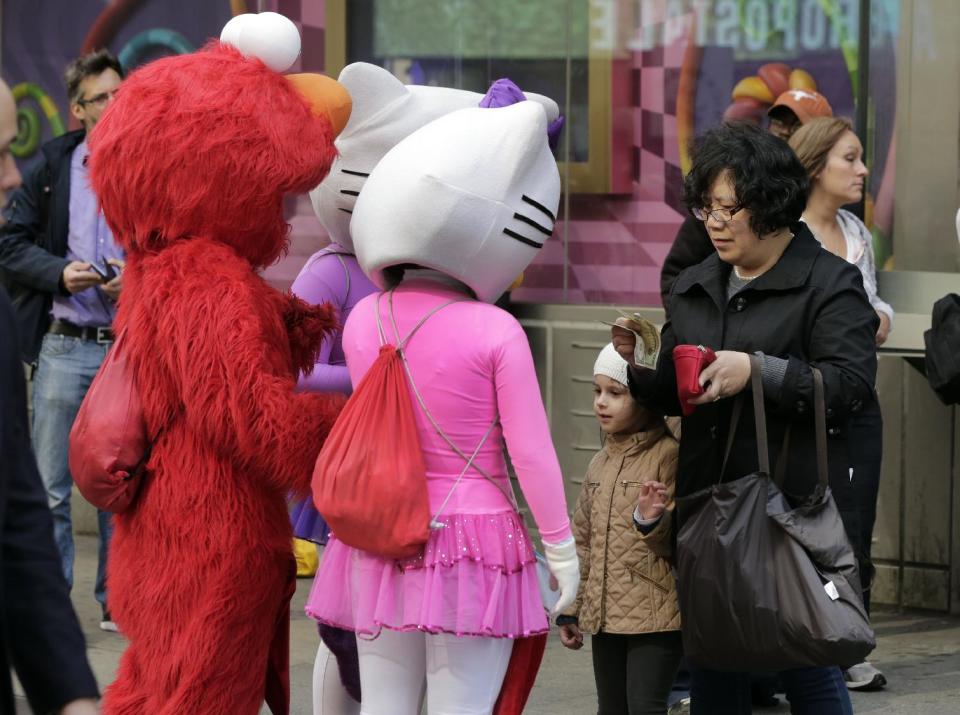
top-left (87, 43), bottom-right (349, 714)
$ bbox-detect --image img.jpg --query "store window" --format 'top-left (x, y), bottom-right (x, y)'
top-left (328, 0), bottom-right (901, 305)
top-left (4, 1), bottom-right (947, 296)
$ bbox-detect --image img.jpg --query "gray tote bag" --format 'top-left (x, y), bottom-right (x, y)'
top-left (675, 355), bottom-right (875, 672)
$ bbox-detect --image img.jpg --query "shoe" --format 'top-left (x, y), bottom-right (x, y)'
top-left (100, 607), bottom-right (119, 633)
top-left (844, 661), bottom-right (886, 691)
top-left (667, 696), bottom-right (690, 715)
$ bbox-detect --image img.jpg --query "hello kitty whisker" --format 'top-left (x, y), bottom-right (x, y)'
top-left (513, 213), bottom-right (552, 236)
top-left (503, 228), bottom-right (544, 249)
top-left (522, 195), bottom-right (556, 222)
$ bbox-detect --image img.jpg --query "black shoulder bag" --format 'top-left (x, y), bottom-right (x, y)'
top-left (675, 355), bottom-right (875, 672)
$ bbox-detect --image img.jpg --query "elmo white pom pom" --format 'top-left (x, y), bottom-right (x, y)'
top-left (220, 13), bottom-right (254, 48)
top-left (238, 12), bottom-right (301, 73)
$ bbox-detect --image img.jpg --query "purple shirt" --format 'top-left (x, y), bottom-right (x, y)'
top-left (50, 140), bottom-right (124, 327)
top-left (290, 246), bottom-right (377, 395)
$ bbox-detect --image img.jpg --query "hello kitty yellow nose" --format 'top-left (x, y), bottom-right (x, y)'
top-left (287, 73), bottom-right (352, 137)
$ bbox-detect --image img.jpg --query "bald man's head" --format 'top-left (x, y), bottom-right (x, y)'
top-left (0, 79), bottom-right (22, 213)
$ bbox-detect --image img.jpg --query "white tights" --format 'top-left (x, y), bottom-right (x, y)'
top-left (312, 639), bottom-right (360, 715)
top-left (356, 629), bottom-right (513, 715)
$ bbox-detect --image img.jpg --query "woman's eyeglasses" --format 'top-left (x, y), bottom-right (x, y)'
top-left (77, 89), bottom-right (119, 108)
top-left (692, 205), bottom-right (743, 223)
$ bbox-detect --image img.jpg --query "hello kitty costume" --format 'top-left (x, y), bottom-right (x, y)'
top-left (305, 94), bottom-right (578, 714)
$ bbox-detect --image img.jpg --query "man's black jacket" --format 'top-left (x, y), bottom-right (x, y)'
top-left (0, 286), bottom-right (99, 713)
top-left (0, 130), bottom-right (85, 363)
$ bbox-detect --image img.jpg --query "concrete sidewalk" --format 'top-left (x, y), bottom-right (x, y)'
top-left (15, 535), bottom-right (960, 713)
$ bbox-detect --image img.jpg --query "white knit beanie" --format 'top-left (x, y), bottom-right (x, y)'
top-left (593, 343), bottom-right (629, 386)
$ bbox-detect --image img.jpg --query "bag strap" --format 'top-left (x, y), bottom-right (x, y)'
top-left (811, 367), bottom-right (829, 499)
top-left (718, 353), bottom-right (769, 482)
top-left (332, 252), bottom-right (351, 297)
top-left (374, 290), bottom-right (464, 348)
top-left (428, 419), bottom-right (503, 528)
top-left (772, 367), bottom-right (828, 499)
top-left (728, 363), bottom-right (829, 501)
top-left (718, 396), bottom-right (743, 483)
top-left (773, 424), bottom-right (792, 487)
top-left (375, 289), bottom-right (518, 524)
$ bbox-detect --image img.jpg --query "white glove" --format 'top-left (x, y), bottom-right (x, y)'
top-left (542, 536), bottom-right (580, 616)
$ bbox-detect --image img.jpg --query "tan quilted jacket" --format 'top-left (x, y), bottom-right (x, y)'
top-left (563, 425), bottom-right (681, 635)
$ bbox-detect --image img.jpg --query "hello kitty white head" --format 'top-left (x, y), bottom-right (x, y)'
top-left (310, 62), bottom-right (559, 253)
top-left (350, 96), bottom-right (561, 303)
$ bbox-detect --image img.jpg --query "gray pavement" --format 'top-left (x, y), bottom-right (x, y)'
top-left (14, 535), bottom-right (960, 713)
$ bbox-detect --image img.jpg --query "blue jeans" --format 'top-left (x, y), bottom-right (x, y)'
top-left (690, 665), bottom-right (852, 714)
top-left (31, 333), bottom-right (113, 607)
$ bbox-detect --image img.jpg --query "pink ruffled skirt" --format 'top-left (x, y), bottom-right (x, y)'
top-left (305, 511), bottom-right (548, 638)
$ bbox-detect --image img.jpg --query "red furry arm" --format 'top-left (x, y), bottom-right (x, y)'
top-left (174, 266), bottom-right (344, 497)
top-left (281, 292), bottom-right (341, 377)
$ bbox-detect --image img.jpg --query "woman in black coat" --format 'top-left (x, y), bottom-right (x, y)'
top-left (615, 123), bottom-right (876, 714)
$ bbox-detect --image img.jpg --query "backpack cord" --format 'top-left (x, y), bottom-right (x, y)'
top-left (374, 290), bottom-right (520, 526)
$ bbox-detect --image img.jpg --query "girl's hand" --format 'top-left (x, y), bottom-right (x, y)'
top-left (688, 350), bottom-right (751, 405)
top-left (559, 623), bottom-right (584, 650)
top-left (638, 480), bottom-right (669, 520)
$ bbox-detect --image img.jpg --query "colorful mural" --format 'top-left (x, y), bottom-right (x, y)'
top-left (0, 0), bottom-right (332, 290)
top-left (2, 1), bottom-right (242, 163)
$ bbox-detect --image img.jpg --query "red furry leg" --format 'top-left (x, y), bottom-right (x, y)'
top-left (102, 646), bottom-right (150, 715)
top-left (264, 556), bottom-right (297, 715)
top-left (108, 548), bottom-right (291, 715)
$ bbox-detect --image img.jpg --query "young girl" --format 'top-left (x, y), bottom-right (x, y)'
top-left (558, 343), bottom-right (682, 715)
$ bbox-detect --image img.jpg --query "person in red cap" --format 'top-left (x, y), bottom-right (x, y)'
top-left (768, 89), bottom-right (834, 141)
top-left (660, 89), bottom-right (834, 312)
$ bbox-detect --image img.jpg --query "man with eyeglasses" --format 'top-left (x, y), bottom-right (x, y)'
top-left (0, 49), bottom-right (125, 634)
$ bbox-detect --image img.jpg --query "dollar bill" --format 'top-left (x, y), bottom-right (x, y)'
top-left (601, 310), bottom-right (661, 370)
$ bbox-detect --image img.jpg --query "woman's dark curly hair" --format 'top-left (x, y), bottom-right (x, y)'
top-left (682, 122), bottom-right (810, 237)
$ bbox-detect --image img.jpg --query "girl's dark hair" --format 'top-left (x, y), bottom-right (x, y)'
top-left (64, 49), bottom-right (124, 104)
top-left (682, 122), bottom-right (810, 237)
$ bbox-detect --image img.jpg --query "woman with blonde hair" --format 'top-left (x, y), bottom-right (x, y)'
top-left (789, 116), bottom-right (892, 692)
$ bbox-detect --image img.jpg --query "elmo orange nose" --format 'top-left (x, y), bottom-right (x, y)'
top-left (287, 73), bottom-right (352, 137)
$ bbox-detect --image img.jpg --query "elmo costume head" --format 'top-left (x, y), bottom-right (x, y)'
top-left (89, 24), bottom-right (349, 268)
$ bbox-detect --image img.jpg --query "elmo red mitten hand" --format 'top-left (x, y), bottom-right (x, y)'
top-left (281, 293), bottom-right (340, 377)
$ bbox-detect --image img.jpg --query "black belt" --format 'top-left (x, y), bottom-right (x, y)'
top-left (48, 320), bottom-right (114, 344)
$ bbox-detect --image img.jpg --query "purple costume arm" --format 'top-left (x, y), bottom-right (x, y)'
top-left (290, 252), bottom-right (353, 395)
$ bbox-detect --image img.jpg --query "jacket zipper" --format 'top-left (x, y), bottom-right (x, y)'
top-left (599, 457), bottom-right (623, 627)
top-left (621, 479), bottom-right (643, 495)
